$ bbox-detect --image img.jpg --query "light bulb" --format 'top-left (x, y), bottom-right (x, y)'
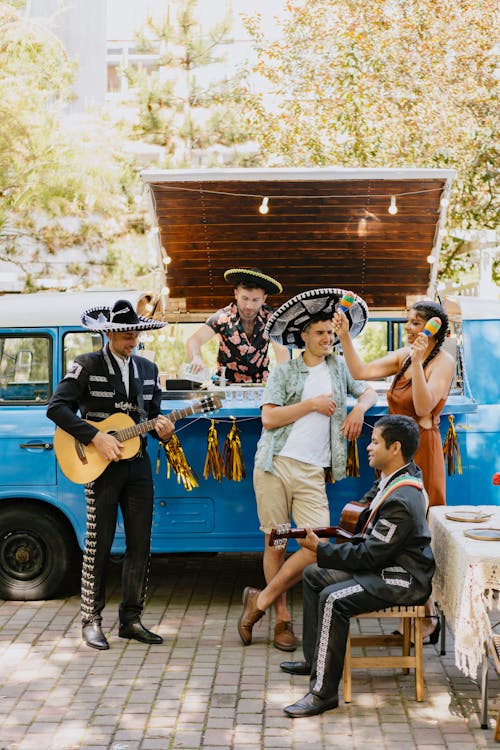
top-left (259, 196), bottom-right (269, 214)
top-left (388, 195), bottom-right (398, 215)
top-left (163, 254), bottom-right (171, 266)
top-left (426, 254), bottom-right (436, 264)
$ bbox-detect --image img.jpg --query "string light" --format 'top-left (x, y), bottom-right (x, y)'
top-left (388, 195), bottom-right (398, 215)
top-left (151, 183), bottom-right (444, 200)
top-left (426, 254), bottom-right (436, 264)
top-left (259, 196), bottom-right (269, 214)
top-left (162, 254), bottom-right (171, 266)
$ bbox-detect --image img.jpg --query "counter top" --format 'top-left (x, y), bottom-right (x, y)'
top-left (161, 389), bottom-right (477, 419)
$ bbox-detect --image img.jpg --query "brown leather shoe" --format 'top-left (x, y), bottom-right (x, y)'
top-left (238, 586), bottom-right (265, 646)
top-left (274, 620), bottom-right (297, 651)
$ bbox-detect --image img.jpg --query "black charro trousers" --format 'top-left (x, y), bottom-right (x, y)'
top-left (302, 564), bottom-right (388, 700)
top-left (81, 452), bottom-right (154, 626)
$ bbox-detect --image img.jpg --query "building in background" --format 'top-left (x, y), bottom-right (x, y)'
top-left (29, 0), bottom-right (107, 112)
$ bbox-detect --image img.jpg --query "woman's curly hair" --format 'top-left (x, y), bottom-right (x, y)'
top-left (391, 300), bottom-right (449, 389)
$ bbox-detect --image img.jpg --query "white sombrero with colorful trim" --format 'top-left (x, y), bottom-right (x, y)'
top-left (81, 299), bottom-right (167, 332)
top-left (223, 267), bottom-right (282, 295)
top-left (265, 287), bottom-right (368, 349)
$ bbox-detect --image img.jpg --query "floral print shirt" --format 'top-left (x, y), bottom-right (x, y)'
top-left (206, 302), bottom-right (275, 383)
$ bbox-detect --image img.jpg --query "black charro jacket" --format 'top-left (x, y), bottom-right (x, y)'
top-left (47, 344), bottom-right (163, 445)
top-left (316, 462), bottom-right (435, 605)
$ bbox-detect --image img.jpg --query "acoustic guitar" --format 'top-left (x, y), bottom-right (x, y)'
top-left (54, 394), bottom-right (221, 484)
top-left (268, 500), bottom-right (367, 548)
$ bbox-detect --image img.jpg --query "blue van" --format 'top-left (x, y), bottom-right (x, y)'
top-left (0, 288), bottom-right (498, 601)
top-left (1, 167), bottom-right (498, 600)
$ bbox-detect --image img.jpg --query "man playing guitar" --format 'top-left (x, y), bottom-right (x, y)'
top-left (47, 299), bottom-right (174, 651)
top-left (280, 414), bottom-right (434, 718)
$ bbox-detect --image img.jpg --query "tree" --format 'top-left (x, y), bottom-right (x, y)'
top-left (0, 2), bottom-right (146, 292)
top-left (240, 0), bottom-right (499, 284)
top-left (120, 0), bottom-right (258, 167)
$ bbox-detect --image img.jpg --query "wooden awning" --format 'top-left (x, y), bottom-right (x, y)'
top-left (141, 167), bottom-right (455, 317)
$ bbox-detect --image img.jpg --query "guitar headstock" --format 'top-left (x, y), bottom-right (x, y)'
top-left (194, 395), bottom-right (222, 414)
top-left (269, 522), bottom-right (291, 549)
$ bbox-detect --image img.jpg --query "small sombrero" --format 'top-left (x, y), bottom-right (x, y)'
top-left (81, 299), bottom-right (167, 332)
top-left (224, 267), bottom-right (282, 295)
top-left (265, 288), bottom-right (369, 349)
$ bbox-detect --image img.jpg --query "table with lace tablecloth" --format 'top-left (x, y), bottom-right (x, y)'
top-left (428, 505), bottom-right (500, 680)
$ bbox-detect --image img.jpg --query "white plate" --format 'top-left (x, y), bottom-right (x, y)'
top-left (445, 510), bottom-right (492, 523)
top-left (464, 527), bottom-right (500, 541)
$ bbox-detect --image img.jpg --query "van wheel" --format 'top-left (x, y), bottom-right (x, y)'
top-left (0, 504), bottom-right (81, 600)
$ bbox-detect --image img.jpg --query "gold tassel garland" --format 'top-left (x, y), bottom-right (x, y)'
top-left (346, 438), bottom-right (360, 477)
top-left (221, 418), bottom-right (246, 482)
top-left (442, 414), bottom-right (462, 475)
top-left (203, 419), bottom-right (223, 481)
top-left (162, 434), bottom-right (199, 491)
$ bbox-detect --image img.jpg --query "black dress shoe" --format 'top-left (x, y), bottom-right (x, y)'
top-left (284, 692), bottom-right (339, 718)
top-left (118, 620), bottom-right (163, 644)
top-left (280, 660), bottom-right (311, 675)
top-left (424, 616), bottom-right (441, 645)
top-left (82, 622), bottom-right (109, 650)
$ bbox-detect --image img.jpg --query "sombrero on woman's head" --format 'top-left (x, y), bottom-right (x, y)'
top-left (81, 299), bottom-right (167, 332)
top-left (265, 288), bottom-right (368, 349)
top-left (224, 267), bottom-right (282, 295)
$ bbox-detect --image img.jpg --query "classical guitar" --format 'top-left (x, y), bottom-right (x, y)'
top-left (268, 500), bottom-right (367, 548)
top-left (54, 394), bottom-right (222, 484)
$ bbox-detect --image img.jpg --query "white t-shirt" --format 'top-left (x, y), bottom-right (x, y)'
top-left (279, 360), bottom-right (331, 467)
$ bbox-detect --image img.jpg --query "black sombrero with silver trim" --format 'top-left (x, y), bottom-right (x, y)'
top-left (81, 299), bottom-right (167, 332)
top-left (223, 267), bottom-right (282, 295)
top-left (265, 288), bottom-right (368, 349)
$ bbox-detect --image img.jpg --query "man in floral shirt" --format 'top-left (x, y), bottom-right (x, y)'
top-left (185, 268), bottom-right (288, 383)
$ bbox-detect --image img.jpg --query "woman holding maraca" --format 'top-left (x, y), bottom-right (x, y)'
top-left (334, 299), bottom-right (455, 641)
top-left (333, 299), bottom-right (454, 507)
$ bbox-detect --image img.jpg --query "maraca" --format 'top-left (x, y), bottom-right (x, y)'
top-left (423, 316), bottom-right (442, 337)
top-left (338, 291), bottom-right (355, 313)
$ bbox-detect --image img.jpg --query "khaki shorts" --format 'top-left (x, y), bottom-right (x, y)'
top-left (254, 455), bottom-right (330, 534)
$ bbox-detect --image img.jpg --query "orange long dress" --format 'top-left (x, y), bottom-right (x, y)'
top-left (387, 377), bottom-right (447, 507)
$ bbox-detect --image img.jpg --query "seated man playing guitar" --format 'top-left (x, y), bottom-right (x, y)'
top-left (47, 299), bottom-right (174, 651)
top-left (279, 414), bottom-right (435, 717)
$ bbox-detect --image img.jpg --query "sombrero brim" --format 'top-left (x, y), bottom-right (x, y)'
top-left (80, 306), bottom-right (167, 332)
top-left (265, 288), bottom-right (369, 349)
top-left (224, 268), bottom-right (282, 295)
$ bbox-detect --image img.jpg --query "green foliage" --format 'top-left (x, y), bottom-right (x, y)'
top-left (120, 0), bottom-right (256, 167)
top-left (0, 2), bottom-right (148, 292)
top-left (354, 322), bottom-right (389, 363)
top-left (240, 0), bottom-right (500, 282)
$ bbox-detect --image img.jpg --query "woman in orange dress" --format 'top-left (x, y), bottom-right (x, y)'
top-left (333, 300), bottom-right (455, 639)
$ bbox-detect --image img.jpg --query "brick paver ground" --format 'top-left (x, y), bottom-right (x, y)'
top-left (0, 553), bottom-right (498, 749)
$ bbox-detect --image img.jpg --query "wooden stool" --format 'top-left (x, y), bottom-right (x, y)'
top-left (343, 605), bottom-right (426, 702)
top-left (490, 635), bottom-right (500, 741)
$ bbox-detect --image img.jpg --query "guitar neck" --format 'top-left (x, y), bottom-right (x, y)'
top-left (282, 526), bottom-right (352, 541)
top-left (114, 404), bottom-right (199, 442)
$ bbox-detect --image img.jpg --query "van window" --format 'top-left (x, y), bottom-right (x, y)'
top-left (63, 331), bottom-right (103, 373)
top-left (0, 335), bottom-right (51, 403)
